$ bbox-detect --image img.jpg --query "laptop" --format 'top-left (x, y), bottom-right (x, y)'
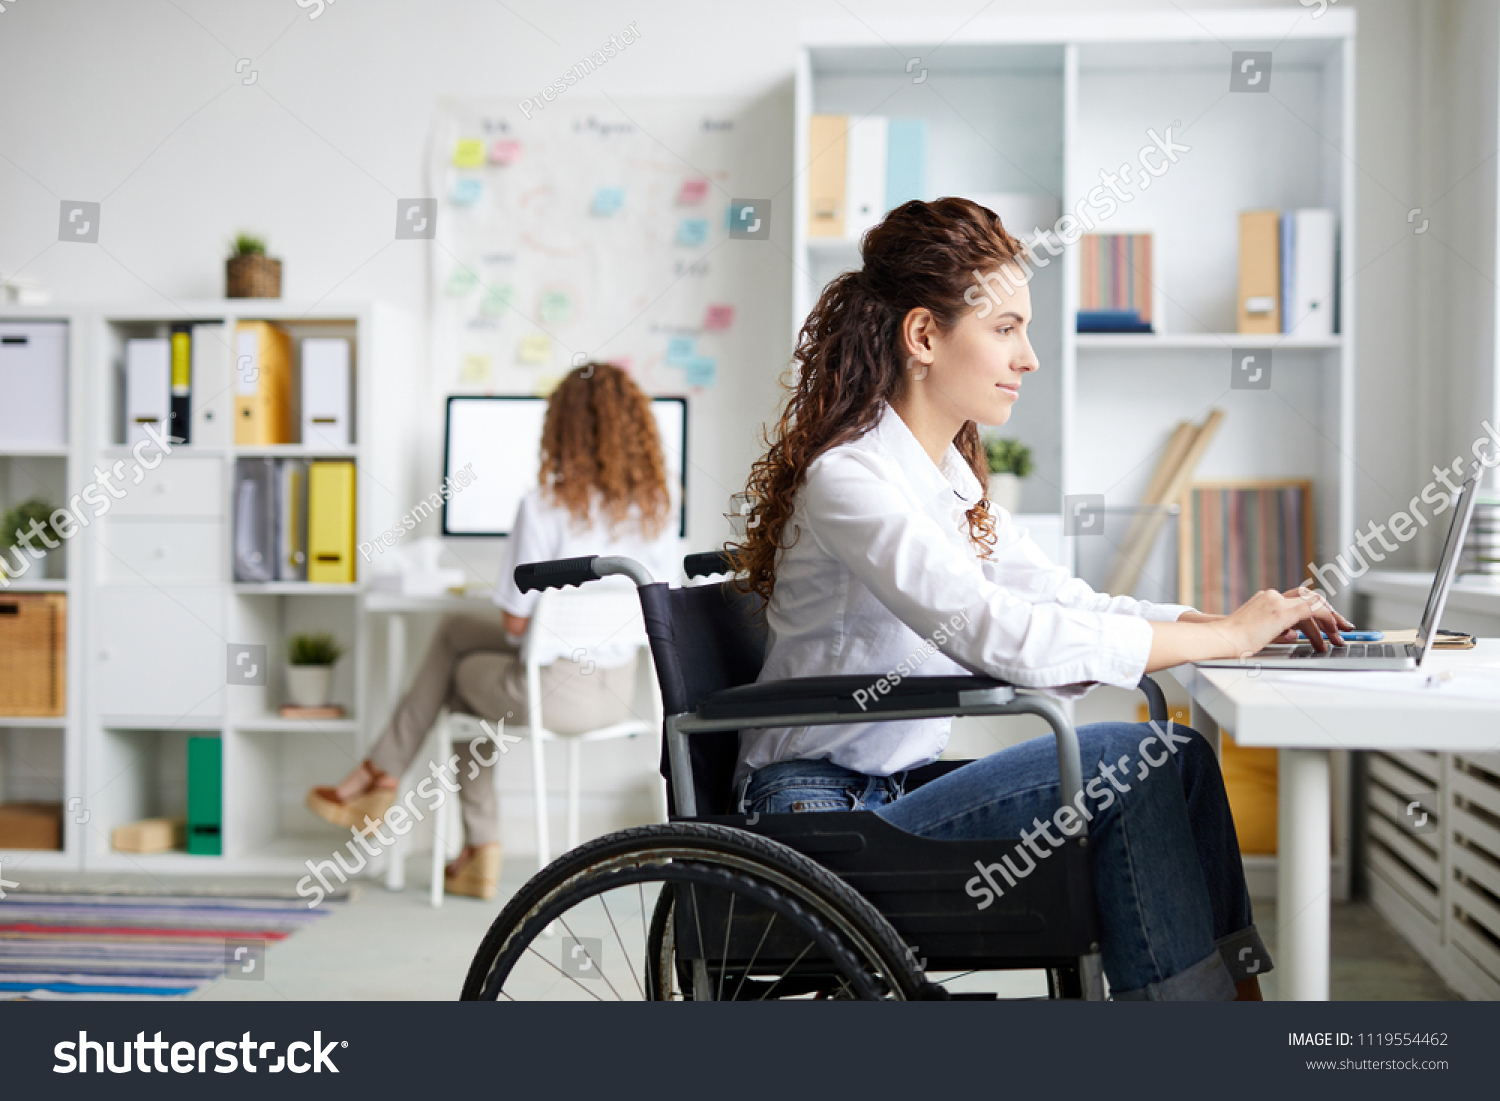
top-left (1193, 468), bottom-right (1482, 671)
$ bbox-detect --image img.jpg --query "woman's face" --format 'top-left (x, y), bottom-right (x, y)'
top-left (905, 263), bottom-right (1039, 429)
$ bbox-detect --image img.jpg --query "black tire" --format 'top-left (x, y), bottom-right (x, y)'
top-left (461, 822), bottom-right (924, 1001)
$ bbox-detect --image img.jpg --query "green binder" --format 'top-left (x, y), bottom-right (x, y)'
top-left (186, 736), bottom-right (222, 856)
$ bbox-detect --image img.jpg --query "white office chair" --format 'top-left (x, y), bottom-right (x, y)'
top-left (426, 579), bottom-right (664, 905)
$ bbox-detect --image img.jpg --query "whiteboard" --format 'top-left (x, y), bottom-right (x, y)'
top-left (443, 395), bottom-right (687, 537)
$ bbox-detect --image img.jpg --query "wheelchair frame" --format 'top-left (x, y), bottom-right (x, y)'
top-left (468, 551), bottom-right (1173, 1001)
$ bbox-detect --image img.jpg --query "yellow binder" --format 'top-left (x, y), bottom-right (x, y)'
top-left (234, 320), bottom-right (293, 445)
top-left (808, 114), bottom-right (848, 238)
top-left (1237, 211), bottom-right (1282, 334)
top-left (307, 461), bottom-right (356, 583)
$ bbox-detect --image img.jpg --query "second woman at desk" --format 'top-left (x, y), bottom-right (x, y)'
top-left (306, 363), bottom-right (679, 898)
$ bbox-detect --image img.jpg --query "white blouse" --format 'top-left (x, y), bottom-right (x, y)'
top-left (494, 486), bottom-right (682, 668)
top-left (736, 400), bottom-right (1197, 784)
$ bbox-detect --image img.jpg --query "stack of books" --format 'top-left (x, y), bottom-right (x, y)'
top-left (1461, 490), bottom-right (1500, 575)
top-left (1077, 233), bottom-right (1154, 332)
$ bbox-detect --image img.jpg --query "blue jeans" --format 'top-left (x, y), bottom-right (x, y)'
top-left (738, 721), bottom-right (1271, 1000)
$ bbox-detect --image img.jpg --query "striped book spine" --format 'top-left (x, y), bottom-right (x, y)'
top-left (1079, 234), bottom-right (1153, 323)
top-left (1189, 484), bottom-right (1308, 612)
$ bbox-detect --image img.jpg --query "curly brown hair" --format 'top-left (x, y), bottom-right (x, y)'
top-left (539, 362), bottom-right (670, 538)
top-left (728, 197), bottom-right (1028, 608)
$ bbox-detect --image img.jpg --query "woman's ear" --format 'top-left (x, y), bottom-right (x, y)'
top-left (902, 307), bottom-right (936, 380)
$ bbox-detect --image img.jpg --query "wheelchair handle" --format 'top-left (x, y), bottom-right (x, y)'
top-left (684, 550), bottom-right (738, 579)
top-left (515, 555), bottom-right (654, 593)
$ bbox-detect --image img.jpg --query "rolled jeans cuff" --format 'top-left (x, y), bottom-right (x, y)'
top-left (1216, 924), bottom-right (1273, 983)
top-left (1110, 948), bottom-right (1237, 1001)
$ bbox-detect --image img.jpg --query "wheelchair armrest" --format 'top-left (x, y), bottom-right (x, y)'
top-left (695, 674), bottom-right (1013, 721)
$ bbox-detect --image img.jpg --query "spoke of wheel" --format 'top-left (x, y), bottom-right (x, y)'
top-left (730, 911), bottom-right (778, 1003)
top-left (600, 891), bottom-right (644, 999)
top-left (715, 892), bottom-right (736, 1002)
top-left (936, 970), bottom-right (979, 984)
top-left (757, 938), bottom-right (816, 1001)
top-left (688, 881), bottom-right (708, 995)
top-left (522, 943), bottom-right (605, 1001)
top-left (559, 914), bottom-right (627, 1001)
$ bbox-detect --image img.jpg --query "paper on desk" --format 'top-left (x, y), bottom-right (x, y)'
top-left (1256, 667), bottom-right (1500, 701)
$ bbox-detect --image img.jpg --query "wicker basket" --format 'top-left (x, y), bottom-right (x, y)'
top-left (226, 254), bottom-right (282, 298)
top-left (0, 592), bottom-right (66, 716)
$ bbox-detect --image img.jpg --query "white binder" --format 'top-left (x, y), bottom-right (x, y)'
top-left (1288, 209), bottom-right (1336, 338)
top-left (300, 338), bottom-right (351, 447)
top-left (275, 458), bottom-right (309, 581)
top-left (845, 115), bottom-right (889, 241)
top-left (0, 321), bottom-right (67, 449)
top-left (189, 323), bottom-right (231, 448)
top-left (125, 338), bottom-right (171, 446)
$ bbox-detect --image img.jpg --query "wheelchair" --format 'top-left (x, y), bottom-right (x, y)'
top-left (461, 551), bottom-right (1173, 1001)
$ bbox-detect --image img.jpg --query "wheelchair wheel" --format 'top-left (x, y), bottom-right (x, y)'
top-left (461, 822), bottom-right (924, 1001)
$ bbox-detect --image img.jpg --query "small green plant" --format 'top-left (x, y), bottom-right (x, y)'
top-left (287, 632), bottom-right (345, 666)
top-left (983, 437), bottom-right (1034, 478)
top-left (230, 232), bottom-right (268, 257)
top-left (1, 498), bottom-right (62, 550)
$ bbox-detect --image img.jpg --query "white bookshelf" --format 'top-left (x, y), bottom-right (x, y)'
top-left (0, 306), bottom-right (86, 873)
top-left (796, 9), bottom-right (1358, 901)
top-left (69, 300), bottom-right (417, 874)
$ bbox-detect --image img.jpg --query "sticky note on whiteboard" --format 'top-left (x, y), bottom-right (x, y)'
top-left (453, 139), bottom-right (486, 168)
top-left (446, 268), bottom-right (479, 296)
top-left (480, 285), bottom-right (513, 316)
top-left (676, 218), bottom-right (708, 246)
top-left (519, 333), bottom-right (551, 365)
top-left (703, 304), bottom-right (735, 331)
top-left (489, 139), bottom-right (522, 165)
top-left (539, 291), bottom-right (571, 324)
top-left (677, 179), bottom-right (709, 204)
top-left (685, 356), bottom-right (717, 387)
top-left (461, 354), bottom-right (492, 383)
top-left (451, 177), bottom-right (483, 205)
top-left (666, 336), bottom-right (695, 366)
top-left (592, 187), bottom-right (624, 216)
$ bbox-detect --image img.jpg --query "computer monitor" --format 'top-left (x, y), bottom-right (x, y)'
top-left (441, 394), bottom-right (687, 537)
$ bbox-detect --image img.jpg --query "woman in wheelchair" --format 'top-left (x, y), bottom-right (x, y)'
top-left (306, 363), bottom-right (679, 899)
top-left (726, 197), bottom-right (1354, 1000)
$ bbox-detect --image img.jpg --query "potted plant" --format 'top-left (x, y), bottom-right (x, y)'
top-left (983, 437), bottom-right (1033, 515)
top-left (226, 232), bottom-right (282, 298)
top-left (285, 632), bottom-right (345, 708)
top-left (0, 498), bottom-right (65, 580)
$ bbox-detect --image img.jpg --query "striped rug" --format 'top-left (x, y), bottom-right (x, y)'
top-left (0, 892), bottom-right (335, 999)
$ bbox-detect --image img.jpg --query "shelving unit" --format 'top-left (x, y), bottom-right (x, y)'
top-left (0, 309), bottom-right (85, 872)
top-left (797, 9), bottom-right (1358, 901)
top-left (68, 300), bottom-right (417, 874)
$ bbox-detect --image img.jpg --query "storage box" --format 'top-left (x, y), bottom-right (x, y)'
top-left (0, 592), bottom-right (66, 716)
top-left (0, 801), bottom-right (63, 849)
top-left (111, 816), bottom-right (186, 854)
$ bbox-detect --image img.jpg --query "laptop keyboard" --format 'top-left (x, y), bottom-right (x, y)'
top-left (1285, 644), bottom-right (1404, 659)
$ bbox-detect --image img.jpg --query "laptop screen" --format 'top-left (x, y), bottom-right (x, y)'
top-left (1415, 469), bottom-right (1482, 655)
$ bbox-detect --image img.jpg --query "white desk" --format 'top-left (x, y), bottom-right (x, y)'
top-left (1167, 640), bottom-right (1500, 1000)
top-left (364, 589), bottom-right (499, 894)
